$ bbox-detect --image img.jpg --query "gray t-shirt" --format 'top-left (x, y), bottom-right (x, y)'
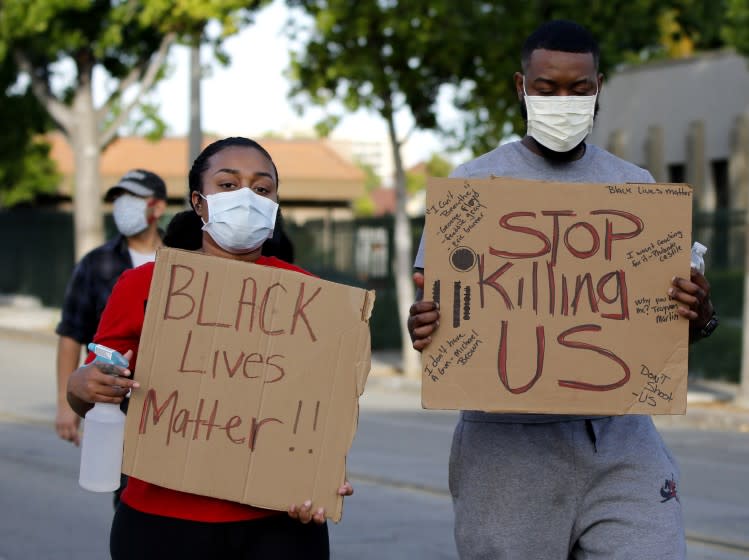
top-left (413, 140), bottom-right (655, 423)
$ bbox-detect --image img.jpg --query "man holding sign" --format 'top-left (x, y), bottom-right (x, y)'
top-left (409, 20), bottom-right (715, 560)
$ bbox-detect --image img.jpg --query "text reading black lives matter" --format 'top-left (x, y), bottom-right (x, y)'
top-left (136, 264), bottom-right (324, 455)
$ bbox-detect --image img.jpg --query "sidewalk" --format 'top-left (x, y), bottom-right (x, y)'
top-left (2, 294), bottom-right (748, 432)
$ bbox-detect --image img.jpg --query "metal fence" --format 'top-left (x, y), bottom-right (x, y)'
top-left (0, 208), bottom-right (743, 351)
top-left (284, 216), bottom-right (424, 350)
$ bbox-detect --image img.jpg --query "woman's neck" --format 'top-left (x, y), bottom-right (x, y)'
top-left (199, 234), bottom-right (262, 263)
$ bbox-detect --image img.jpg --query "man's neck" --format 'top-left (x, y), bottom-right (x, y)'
top-left (521, 135), bottom-right (587, 163)
top-left (126, 225), bottom-right (161, 254)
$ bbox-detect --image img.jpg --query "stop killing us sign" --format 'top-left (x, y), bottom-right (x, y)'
top-left (421, 177), bottom-right (693, 415)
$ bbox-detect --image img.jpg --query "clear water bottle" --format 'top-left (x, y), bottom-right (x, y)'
top-left (78, 343), bottom-right (128, 492)
top-left (690, 242), bottom-right (707, 275)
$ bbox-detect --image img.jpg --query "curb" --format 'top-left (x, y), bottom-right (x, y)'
top-left (364, 371), bottom-right (749, 433)
top-left (0, 326), bottom-right (58, 345)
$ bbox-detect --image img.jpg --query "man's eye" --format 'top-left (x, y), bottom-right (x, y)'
top-left (220, 182), bottom-right (236, 189)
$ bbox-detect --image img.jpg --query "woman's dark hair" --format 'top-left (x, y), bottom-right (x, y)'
top-left (163, 210), bottom-right (203, 250)
top-left (187, 136), bottom-right (279, 212)
top-left (261, 209), bottom-right (295, 263)
top-left (164, 137), bottom-right (293, 261)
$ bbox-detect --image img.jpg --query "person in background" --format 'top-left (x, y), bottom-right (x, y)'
top-left (55, 169), bottom-right (167, 447)
top-left (67, 137), bottom-right (352, 559)
top-left (408, 20), bottom-right (716, 560)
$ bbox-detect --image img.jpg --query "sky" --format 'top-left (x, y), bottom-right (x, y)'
top-left (145, 0), bottom-right (458, 173)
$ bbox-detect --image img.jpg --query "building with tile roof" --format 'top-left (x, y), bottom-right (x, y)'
top-left (47, 133), bottom-right (366, 223)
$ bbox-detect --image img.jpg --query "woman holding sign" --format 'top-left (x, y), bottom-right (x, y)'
top-left (67, 137), bottom-right (352, 560)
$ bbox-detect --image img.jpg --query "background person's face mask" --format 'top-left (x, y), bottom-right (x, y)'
top-left (200, 187), bottom-right (278, 253)
top-left (112, 194), bottom-right (149, 237)
top-left (523, 78), bottom-right (598, 153)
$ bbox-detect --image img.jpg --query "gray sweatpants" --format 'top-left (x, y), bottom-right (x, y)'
top-left (449, 414), bottom-right (685, 560)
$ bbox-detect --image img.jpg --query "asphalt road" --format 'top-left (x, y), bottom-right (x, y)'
top-left (1, 332), bottom-right (748, 559)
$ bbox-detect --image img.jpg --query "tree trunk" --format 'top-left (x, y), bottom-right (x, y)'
top-left (188, 40), bottom-right (202, 184)
top-left (740, 213), bottom-right (749, 406)
top-left (737, 111), bottom-right (749, 408)
top-left (385, 111), bottom-right (420, 378)
top-left (71, 71), bottom-right (104, 260)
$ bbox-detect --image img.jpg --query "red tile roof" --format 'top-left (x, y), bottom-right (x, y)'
top-left (47, 133), bottom-right (365, 202)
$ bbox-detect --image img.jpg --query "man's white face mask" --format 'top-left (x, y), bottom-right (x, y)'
top-left (200, 187), bottom-right (278, 254)
top-left (523, 77), bottom-right (598, 153)
top-left (112, 194), bottom-right (149, 237)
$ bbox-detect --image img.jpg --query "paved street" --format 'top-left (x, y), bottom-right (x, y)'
top-left (1, 329), bottom-right (748, 559)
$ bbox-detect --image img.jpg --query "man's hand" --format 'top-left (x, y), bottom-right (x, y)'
top-left (668, 268), bottom-right (715, 341)
top-left (55, 405), bottom-right (81, 446)
top-left (407, 271), bottom-right (440, 352)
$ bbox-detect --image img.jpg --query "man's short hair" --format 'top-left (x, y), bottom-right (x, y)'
top-left (521, 20), bottom-right (600, 71)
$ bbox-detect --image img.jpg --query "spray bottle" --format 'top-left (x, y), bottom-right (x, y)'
top-left (78, 343), bottom-right (128, 492)
top-left (691, 242), bottom-right (708, 275)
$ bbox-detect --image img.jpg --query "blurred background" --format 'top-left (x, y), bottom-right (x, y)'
top-left (1, 0), bottom-right (748, 382)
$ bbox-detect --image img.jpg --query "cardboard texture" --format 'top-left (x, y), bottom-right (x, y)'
top-left (422, 177), bottom-right (693, 415)
top-left (122, 248), bottom-right (374, 522)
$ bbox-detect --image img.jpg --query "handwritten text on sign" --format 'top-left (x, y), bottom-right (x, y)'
top-left (123, 248), bottom-right (373, 521)
top-left (422, 178), bottom-right (692, 415)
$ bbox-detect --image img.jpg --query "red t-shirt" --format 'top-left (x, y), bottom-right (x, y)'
top-left (90, 255), bottom-right (314, 522)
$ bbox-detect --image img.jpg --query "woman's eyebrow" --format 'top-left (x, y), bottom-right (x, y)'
top-left (213, 167), bottom-right (240, 176)
top-left (212, 168), bottom-right (274, 180)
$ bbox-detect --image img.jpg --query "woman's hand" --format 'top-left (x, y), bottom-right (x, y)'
top-left (287, 480), bottom-right (354, 524)
top-left (67, 350), bottom-right (138, 415)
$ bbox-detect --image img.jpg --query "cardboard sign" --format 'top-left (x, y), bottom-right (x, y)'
top-left (122, 248), bottom-right (374, 521)
top-left (422, 177), bottom-right (693, 415)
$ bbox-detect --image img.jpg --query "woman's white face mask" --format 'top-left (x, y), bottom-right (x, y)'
top-left (523, 77), bottom-right (598, 153)
top-left (200, 188), bottom-right (278, 254)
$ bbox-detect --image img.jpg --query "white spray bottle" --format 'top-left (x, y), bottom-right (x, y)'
top-left (78, 343), bottom-right (128, 492)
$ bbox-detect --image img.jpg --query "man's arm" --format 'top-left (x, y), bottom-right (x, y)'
top-left (56, 336), bottom-right (83, 445)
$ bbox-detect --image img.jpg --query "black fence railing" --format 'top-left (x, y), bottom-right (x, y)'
top-left (0, 208), bottom-right (744, 358)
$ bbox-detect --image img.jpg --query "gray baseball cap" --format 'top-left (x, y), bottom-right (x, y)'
top-left (105, 169), bottom-right (167, 201)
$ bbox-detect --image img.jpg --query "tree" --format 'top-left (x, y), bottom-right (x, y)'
top-left (406, 153), bottom-right (451, 195)
top-left (0, 56), bottom-right (59, 207)
top-left (353, 161), bottom-right (380, 217)
top-left (445, 2), bottom-right (686, 156)
top-left (287, 0), bottom-right (477, 377)
top-left (722, 0), bottom-right (749, 406)
top-left (723, 0), bottom-right (749, 56)
top-left (0, 0), bottom-right (262, 259)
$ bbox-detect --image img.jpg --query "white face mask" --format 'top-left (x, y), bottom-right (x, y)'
top-left (200, 188), bottom-right (278, 254)
top-left (113, 194), bottom-right (149, 237)
top-left (523, 78), bottom-right (598, 153)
